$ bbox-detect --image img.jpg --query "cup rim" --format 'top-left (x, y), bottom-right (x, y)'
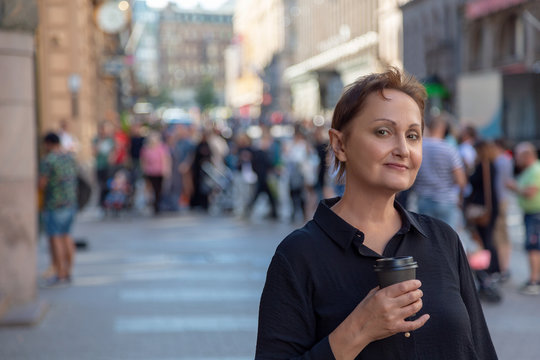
top-left (373, 256), bottom-right (418, 271)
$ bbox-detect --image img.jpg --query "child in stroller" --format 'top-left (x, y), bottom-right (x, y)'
top-left (104, 168), bottom-right (132, 214)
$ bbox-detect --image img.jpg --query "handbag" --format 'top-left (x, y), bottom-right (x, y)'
top-left (466, 226), bottom-right (491, 270)
top-left (465, 160), bottom-right (492, 227)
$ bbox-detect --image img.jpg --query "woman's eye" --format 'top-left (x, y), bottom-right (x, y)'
top-left (408, 133), bottom-right (420, 140)
top-left (376, 129), bottom-right (390, 136)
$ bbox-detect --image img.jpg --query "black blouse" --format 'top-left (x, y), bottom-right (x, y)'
top-left (255, 198), bottom-right (497, 360)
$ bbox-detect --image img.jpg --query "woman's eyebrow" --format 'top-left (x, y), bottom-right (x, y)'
top-left (373, 118), bottom-right (421, 128)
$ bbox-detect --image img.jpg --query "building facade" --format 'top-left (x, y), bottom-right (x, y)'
top-left (228, 0), bottom-right (407, 121)
top-left (285, 0), bottom-right (382, 119)
top-left (158, 2), bottom-right (234, 107)
top-left (131, 0), bottom-right (161, 95)
top-left (228, 0), bottom-right (297, 122)
top-left (401, 0), bottom-right (466, 116)
top-left (460, 0), bottom-right (540, 142)
top-left (36, 0), bottom-right (123, 167)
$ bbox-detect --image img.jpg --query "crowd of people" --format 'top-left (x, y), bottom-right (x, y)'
top-left (86, 117), bottom-right (336, 222)
top-left (398, 113), bottom-right (540, 301)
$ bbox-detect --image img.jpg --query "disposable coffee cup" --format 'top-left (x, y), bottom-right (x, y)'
top-left (373, 256), bottom-right (418, 288)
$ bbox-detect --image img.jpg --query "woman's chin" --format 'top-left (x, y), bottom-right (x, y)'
top-left (386, 181), bottom-right (413, 194)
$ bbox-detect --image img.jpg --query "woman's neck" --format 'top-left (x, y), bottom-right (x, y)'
top-left (331, 188), bottom-right (401, 255)
top-left (333, 188), bottom-right (397, 226)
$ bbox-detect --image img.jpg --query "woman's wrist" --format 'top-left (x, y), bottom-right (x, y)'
top-left (329, 316), bottom-right (370, 360)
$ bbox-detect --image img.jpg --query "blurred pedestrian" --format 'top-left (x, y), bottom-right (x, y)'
top-left (230, 132), bottom-right (255, 216)
top-left (256, 68), bottom-right (497, 359)
top-left (464, 140), bottom-right (501, 302)
top-left (285, 128), bottom-right (318, 223)
top-left (458, 125), bottom-right (478, 175)
top-left (169, 124), bottom-right (195, 211)
top-left (111, 121), bottom-right (130, 171)
top-left (39, 132), bottom-right (78, 287)
top-left (92, 121), bottom-right (115, 210)
top-left (129, 121), bottom-right (146, 181)
top-left (208, 126), bottom-right (229, 172)
top-left (59, 119), bottom-right (79, 154)
top-left (140, 131), bottom-right (171, 215)
top-left (190, 129), bottom-right (213, 211)
top-left (493, 138), bottom-right (514, 281)
top-left (313, 125), bottom-right (330, 201)
top-left (507, 142), bottom-right (540, 295)
top-left (245, 134), bottom-right (278, 220)
top-left (411, 115), bottom-right (467, 230)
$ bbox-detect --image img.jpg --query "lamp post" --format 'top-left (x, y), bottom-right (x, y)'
top-left (68, 73), bottom-right (81, 118)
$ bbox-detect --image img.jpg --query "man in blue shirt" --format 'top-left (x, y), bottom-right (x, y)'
top-left (412, 116), bottom-right (467, 230)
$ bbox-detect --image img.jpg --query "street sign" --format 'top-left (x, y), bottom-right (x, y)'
top-left (102, 57), bottom-right (125, 76)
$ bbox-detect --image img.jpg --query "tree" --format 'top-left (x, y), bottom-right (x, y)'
top-left (195, 76), bottom-right (216, 111)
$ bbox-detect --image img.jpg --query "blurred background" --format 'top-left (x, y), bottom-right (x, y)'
top-left (1, 0), bottom-right (540, 359)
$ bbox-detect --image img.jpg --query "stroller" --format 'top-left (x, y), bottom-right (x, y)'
top-left (104, 168), bottom-right (133, 216)
top-left (201, 161), bottom-right (235, 215)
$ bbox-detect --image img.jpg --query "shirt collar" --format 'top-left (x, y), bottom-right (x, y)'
top-left (313, 197), bottom-right (428, 251)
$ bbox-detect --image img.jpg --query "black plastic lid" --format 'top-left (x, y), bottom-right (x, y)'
top-left (373, 256), bottom-right (418, 271)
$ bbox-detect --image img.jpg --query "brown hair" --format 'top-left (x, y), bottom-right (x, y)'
top-left (474, 140), bottom-right (496, 162)
top-left (330, 67), bottom-right (427, 183)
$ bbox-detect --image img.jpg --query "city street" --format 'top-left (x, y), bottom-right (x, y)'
top-left (1, 202), bottom-right (539, 360)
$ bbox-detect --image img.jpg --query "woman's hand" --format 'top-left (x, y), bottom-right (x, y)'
top-left (329, 280), bottom-right (430, 360)
top-left (353, 280), bottom-right (429, 341)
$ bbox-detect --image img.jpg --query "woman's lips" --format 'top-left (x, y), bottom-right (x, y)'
top-left (385, 163), bottom-right (409, 170)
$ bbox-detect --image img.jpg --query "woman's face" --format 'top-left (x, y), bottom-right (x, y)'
top-left (334, 88), bottom-right (423, 194)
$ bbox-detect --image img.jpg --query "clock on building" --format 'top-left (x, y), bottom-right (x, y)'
top-left (96, 1), bottom-right (129, 34)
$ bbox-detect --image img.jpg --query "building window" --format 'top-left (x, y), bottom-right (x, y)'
top-left (468, 25), bottom-right (483, 70)
top-left (497, 14), bottom-right (524, 63)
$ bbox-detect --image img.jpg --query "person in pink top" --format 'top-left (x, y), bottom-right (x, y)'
top-left (141, 131), bottom-right (171, 214)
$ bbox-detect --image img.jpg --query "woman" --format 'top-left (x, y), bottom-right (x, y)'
top-left (465, 140), bottom-right (501, 301)
top-left (140, 131), bottom-right (170, 215)
top-left (256, 68), bottom-right (497, 359)
top-left (92, 121), bottom-right (115, 209)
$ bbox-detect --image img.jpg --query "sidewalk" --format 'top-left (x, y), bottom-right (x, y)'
top-left (1, 208), bottom-right (295, 360)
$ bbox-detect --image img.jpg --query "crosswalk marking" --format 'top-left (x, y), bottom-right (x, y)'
top-left (119, 288), bottom-right (261, 302)
top-left (115, 315), bottom-right (258, 333)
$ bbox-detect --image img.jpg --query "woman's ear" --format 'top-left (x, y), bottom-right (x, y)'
top-left (329, 128), bottom-right (346, 162)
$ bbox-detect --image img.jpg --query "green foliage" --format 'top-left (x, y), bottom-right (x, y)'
top-left (119, 111), bottom-right (130, 133)
top-left (196, 76), bottom-right (216, 111)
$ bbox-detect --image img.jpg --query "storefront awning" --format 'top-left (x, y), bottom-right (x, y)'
top-left (466, 0), bottom-right (527, 20)
top-left (284, 32), bottom-right (378, 81)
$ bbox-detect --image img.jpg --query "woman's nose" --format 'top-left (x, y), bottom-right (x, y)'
top-left (393, 136), bottom-right (410, 157)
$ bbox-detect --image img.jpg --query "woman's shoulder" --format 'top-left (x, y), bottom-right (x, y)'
top-left (406, 210), bottom-right (460, 243)
top-left (275, 221), bottom-right (326, 261)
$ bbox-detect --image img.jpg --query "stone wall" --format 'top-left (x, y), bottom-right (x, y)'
top-left (0, 2), bottom-right (38, 314)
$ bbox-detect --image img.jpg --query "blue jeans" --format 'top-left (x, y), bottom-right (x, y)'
top-left (417, 197), bottom-right (461, 230)
top-left (42, 206), bottom-right (76, 236)
top-left (524, 213), bottom-right (540, 251)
